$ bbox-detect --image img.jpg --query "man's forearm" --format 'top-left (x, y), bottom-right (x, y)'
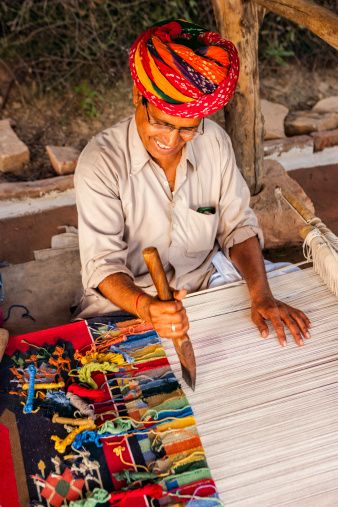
top-left (98, 273), bottom-right (153, 320)
top-left (229, 236), bottom-right (272, 302)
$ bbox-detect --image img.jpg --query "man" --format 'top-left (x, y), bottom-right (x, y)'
top-left (75, 19), bottom-right (310, 347)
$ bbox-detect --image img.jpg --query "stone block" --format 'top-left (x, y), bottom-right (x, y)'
top-left (312, 96), bottom-right (338, 114)
top-left (0, 174), bottom-right (74, 201)
top-left (46, 145), bottom-right (80, 175)
top-left (311, 129), bottom-right (338, 152)
top-left (285, 111), bottom-right (338, 136)
top-left (0, 119), bottom-right (29, 173)
top-left (264, 135), bottom-right (313, 157)
top-left (261, 99), bottom-right (288, 140)
top-left (251, 160), bottom-right (314, 249)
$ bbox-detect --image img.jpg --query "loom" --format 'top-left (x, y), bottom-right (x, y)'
top-left (164, 267), bottom-right (338, 505)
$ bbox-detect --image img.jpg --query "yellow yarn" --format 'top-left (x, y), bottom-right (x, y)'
top-left (51, 424), bottom-right (96, 454)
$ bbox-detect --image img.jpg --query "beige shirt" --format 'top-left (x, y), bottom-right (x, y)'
top-left (74, 116), bottom-right (263, 317)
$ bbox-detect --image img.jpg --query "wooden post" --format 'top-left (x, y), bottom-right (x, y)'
top-left (211, 0), bottom-right (265, 195)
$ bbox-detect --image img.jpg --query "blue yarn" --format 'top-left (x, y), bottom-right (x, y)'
top-left (120, 335), bottom-right (159, 350)
top-left (109, 346), bottom-right (134, 364)
top-left (23, 364), bottom-right (36, 414)
top-left (72, 430), bottom-right (110, 449)
top-left (187, 497), bottom-right (221, 507)
top-left (45, 390), bottom-right (72, 407)
top-left (124, 331), bottom-right (159, 343)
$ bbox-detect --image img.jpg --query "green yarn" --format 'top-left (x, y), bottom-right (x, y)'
top-left (115, 470), bottom-right (159, 484)
top-left (77, 362), bottom-right (120, 388)
top-left (97, 418), bottom-right (137, 435)
top-left (164, 467), bottom-right (212, 488)
top-left (69, 488), bottom-right (110, 506)
top-left (173, 458), bottom-right (208, 475)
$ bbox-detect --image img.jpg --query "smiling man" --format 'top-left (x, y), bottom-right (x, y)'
top-left (74, 19), bottom-right (310, 347)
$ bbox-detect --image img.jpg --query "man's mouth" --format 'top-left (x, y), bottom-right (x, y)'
top-left (155, 139), bottom-right (172, 150)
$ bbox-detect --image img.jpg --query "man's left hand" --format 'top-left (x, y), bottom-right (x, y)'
top-left (251, 295), bottom-right (311, 347)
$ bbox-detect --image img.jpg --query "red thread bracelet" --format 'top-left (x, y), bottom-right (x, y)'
top-left (135, 293), bottom-right (146, 318)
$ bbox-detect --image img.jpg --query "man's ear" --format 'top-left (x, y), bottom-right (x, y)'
top-left (132, 85), bottom-right (142, 107)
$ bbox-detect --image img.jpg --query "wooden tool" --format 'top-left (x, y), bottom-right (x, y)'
top-left (143, 247), bottom-right (196, 390)
top-left (275, 187), bottom-right (338, 298)
top-left (0, 327), bottom-right (9, 361)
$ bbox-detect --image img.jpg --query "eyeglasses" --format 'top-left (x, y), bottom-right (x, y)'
top-left (144, 101), bottom-right (204, 140)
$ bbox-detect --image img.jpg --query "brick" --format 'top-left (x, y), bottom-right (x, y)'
top-left (264, 135), bottom-right (313, 157)
top-left (311, 129), bottom-right (338, 152)
top-left (261, 99), bottom-right (288, 140)
top-left (285, 111), bottom-right (338, 136)
top-left (0, 174), bottom-right (74, 201)
top-left (46, 145), bottom-right (80, 175)
top-left (0, 119), bottom-right (29, 173)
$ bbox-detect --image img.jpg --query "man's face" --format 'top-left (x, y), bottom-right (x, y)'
top-left (133, 86), bottom-right (202, 167)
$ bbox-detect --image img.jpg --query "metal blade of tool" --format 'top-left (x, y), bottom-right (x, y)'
top-left (143, 247), bottom-right (196, 390)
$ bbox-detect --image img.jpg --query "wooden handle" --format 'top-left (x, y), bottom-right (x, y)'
top-left (142, 246), bottom-right (197, 389)
top-left (278, 188), bottom-right (315, 223)
top-left (0, 328), bottom-right (9, 362)
top-left (143, 247), bottom-right (173, 302)
top-left (300, 225), bottom-right (314, 240)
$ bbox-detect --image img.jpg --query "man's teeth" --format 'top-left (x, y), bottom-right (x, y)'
top-left (156, 140), bottom-right (171, 150)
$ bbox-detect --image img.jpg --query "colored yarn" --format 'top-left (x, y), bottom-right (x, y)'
top-left (67, 384), bottom-right (106, 402)
top-left (69, 488), bottom-right (110, 506)
top-left (52, 414), bottom-right (94, 427)
top-left (23, 364), bottom-right (36, 413)
top-left (115, 470), bottom-right (159, 483)
top-left (66, 392), bottom-right (95, 418)
top-left (77, 351), bottom-right (125, 366)
top-left (74, 362), bottom-right (121, 389)
top-left (110, 483), bottom-right (163, 502)
top-left (51, 424), bottom-right (96, 454)
top-left (97, 419), bottom-right (137, 435)
top-left (109, 346), bottom-right (134, 364)
top-left (72, 429), bottom-right (107, 449)
top-left (22, 381), bottom-right (65, 390)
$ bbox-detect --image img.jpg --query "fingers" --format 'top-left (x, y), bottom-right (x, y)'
top-left (173, 288), bottom-right (187, 301)
top-left (270, 312), bottom-right (287, 348)
top-left (253, 298), bottom-right (312, 347)
top-left (148, 299), bottom-right (189, 339)
top-left (289, 309), bottom-right (311, 339)
top-left (251, 310), bottom-right (269, 339)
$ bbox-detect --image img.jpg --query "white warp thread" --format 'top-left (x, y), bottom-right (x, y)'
top-left (163, 268), bottom-right (338, 506)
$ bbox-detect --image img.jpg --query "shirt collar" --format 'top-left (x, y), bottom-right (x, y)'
top-left (129, 115), bottom-right (151, 174)
top-left (129, 114), bottom-right (198, 174)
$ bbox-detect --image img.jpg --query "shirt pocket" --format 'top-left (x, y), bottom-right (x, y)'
top-left (186, 208), bottom-right (219, 257)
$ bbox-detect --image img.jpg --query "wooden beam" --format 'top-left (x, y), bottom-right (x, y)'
top-left (254, 0), bottom-right (338, 50)
top-left (211, 0), bottom-right (265, 194)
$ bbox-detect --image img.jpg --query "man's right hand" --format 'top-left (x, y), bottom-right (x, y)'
top-left (138, 289), bottom-right (189, 340)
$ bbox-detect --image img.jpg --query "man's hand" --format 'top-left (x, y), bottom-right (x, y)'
top-left (138, 289), bottom-right (189, 340)
top-left (251, 295), bottom-right (311, 347)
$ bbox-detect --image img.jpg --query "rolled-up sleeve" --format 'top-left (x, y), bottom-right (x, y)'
top-left (216, 132), bottom-right (264, 257)
top-left (74, 142), bottom-right (134, 290)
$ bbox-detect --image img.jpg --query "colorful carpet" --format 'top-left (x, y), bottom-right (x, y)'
top-left (0, 318), bottom-right (221, 507)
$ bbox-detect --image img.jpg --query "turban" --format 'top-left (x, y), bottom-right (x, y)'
top-left (129, 19), bottom-right (239, 118)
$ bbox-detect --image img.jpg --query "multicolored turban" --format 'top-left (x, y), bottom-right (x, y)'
top-left (129, 19), bottom-right (239, 118)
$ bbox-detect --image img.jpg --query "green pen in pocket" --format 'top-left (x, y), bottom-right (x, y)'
top-left (196, 206), bottom-right (216, 215)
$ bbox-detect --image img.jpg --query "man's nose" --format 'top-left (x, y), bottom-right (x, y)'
top-left (162, 128), bottom-right (181, 145)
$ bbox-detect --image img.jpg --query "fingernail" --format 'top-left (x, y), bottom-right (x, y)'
top-left (299, 339), bottom-right (304, 346)
top-left (261, 330), bottom-right (268, 339)
top-left (305, 332), bottom-right (311, 339)
top-left (282, 340), bottom-right (287, 347)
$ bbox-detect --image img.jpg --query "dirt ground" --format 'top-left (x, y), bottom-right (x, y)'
top-left (1, 62), bottom-right (338, 183)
